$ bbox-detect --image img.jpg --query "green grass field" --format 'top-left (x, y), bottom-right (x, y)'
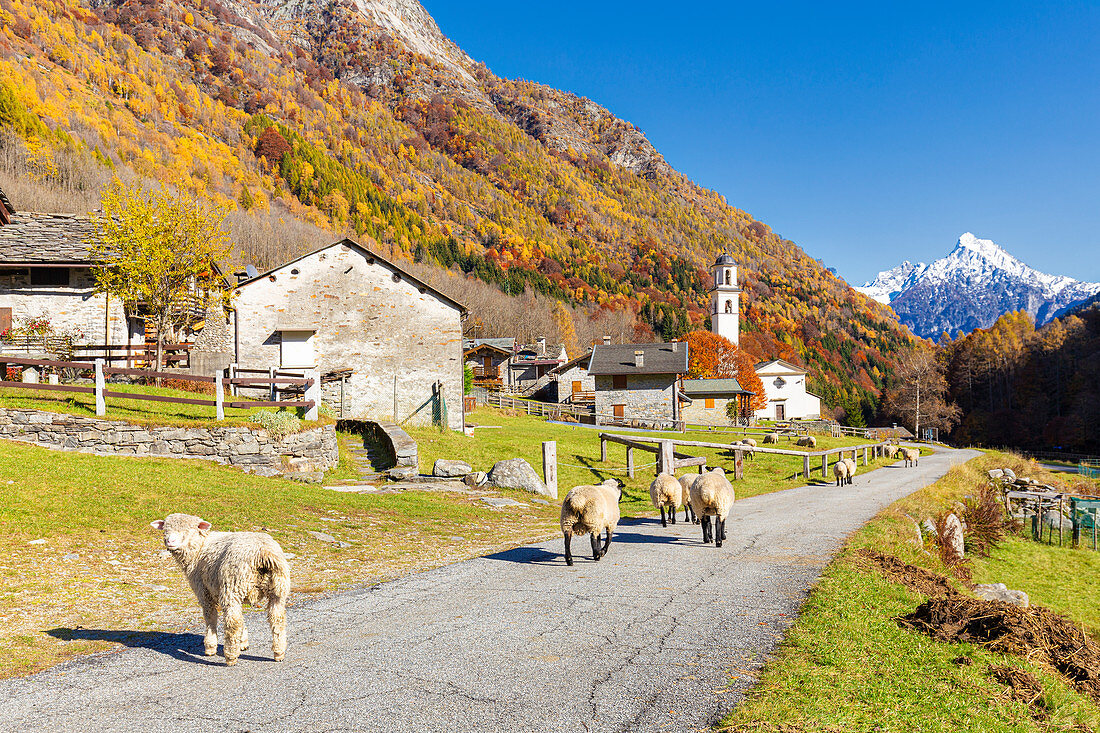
top-left (722, 451), bottom-right (1100, 732)
top-left (407, 407), bottom-right (898, 513)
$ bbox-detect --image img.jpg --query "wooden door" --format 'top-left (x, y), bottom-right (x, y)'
top-left (483, 356), bottom-right (492, 369)
top-left (776, 403), bottom-right (785, 421)
top-left (613, 404), bottom-right (625, 419)
top-left (572, 380), bottom-right (582, 394)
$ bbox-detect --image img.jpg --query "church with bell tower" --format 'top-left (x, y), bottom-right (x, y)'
top-left (709, 254), bottom-right (741, 345)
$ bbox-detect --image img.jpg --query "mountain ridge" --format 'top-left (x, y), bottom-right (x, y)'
top-left (858, 233), bottom-right (1100, 338)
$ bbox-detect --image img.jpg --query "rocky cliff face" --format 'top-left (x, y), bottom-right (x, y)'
top-left (858, 233), bottom-right (1100, 338)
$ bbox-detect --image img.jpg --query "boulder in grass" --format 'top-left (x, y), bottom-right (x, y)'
top-left (487, 458), bottom-right (552, 498)
top-left (988, 469), bottom-right (1005, 480)
top-left (1002, 468), bottom-right (1017, 481)
top-left (433, 459), bottom-right (472, 478)
top-left (942, 513), bottom-right (965, 559)
top-left (974, 583), bottom-right (1029, 608)
top-left (464, 471), bottom-right (488, 488)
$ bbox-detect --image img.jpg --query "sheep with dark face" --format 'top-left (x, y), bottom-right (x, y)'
top-left (560, 480), bottom-right (623, 566)
top-left (151, 513), bottom-right (291, 665)
top-left (649, 473), bottom-right (682, 527)
top-left (833, 460), bottom-right (850, 487)
top-left (678, 473), bottom-right (700, 523)
top-left (689, 468), bottom-right (735, 547)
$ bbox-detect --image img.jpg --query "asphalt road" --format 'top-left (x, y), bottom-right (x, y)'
top-left (0, 446), bottom-right (979, 733)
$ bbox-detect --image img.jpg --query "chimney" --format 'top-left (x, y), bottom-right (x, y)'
top-left (634, 350), bottom-right (644, 368)
top-left (603, 335), bottom-right (612, 346)
top-left (537, 336), bottom-right (547, 355)
top-left (671, 342), bottom-right (678, 352)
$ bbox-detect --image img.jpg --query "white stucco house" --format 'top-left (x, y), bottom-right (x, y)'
top-left (231, 239), bottom-right (466, 430)
top-left (752, 359), bottom-right (822, 421)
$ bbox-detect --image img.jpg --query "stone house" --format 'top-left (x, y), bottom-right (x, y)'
top-left (551, 350), bottom-right (595, 406)
top-left (589, 342), bottom-right (689, 428)
top-left (679, 378), bottom-right (755, 426)
top-left (0, 190), bottom-right (135, 348)
top-left (230, 239), bottom-right (466, 430)
top-left (508, 337), bottom-right (567, 394)
top-left (753, 359), bottom-right (822, 421)
top-left (463, 337), bottom-right (515, 387)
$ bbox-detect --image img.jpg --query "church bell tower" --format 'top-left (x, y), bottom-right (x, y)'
top-left (709, 254), bottom-right (741, 345)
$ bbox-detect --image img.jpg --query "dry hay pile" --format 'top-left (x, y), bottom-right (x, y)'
top-left (853, 548), bottom-right (959, 599)
top-left (989, 664), bottom-right (1045, 708)
top-left (899, 596), bottom-right (1100, 702)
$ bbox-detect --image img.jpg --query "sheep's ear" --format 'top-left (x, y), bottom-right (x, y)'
top-left (197, 520), bottom-right (212, 531)
top-left (150, 520), bottom-right (165, 530)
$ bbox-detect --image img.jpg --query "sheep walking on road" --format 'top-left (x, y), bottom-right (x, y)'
top-left (842, 458), bottom-right (857, 484)
top-left (151, 513), bottom-right (291, 666)
top-left (560, 480), bottom-right (623, 566)
top-left (650, 473), bottom-right (682, 527)
top-left (903, 448), bottom-right (920, 467)
top-left (883, 445), bottom-right (900, 460)
top-left (689, 468), bottom-right (736, 547)
top-left (678, 474), bottom-right (700, 523)
top-left (833, 460), bottom-right (850, 487)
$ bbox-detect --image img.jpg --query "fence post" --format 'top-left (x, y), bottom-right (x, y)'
top-left (734, 449), bottom-right (744, 481)
top-left (863, 447), bottom-right (868, 466)
top-left (821, 453), bottom-right (828, 479)
top-left (229, 363), bottom-right (238, 397)
top-left (94, 359), bottom-right (105, 416)
top-left (542, 441), bottom-right (557, 499)
top-left (601, 437), bottom-right (608, 463)
top-left (269, 367), bottom-right (276, 402)
top-left (658, 440), bottom-right (674, 476)
top-left (626, 446), bottom-right (634, 478)
top-left (804, 454), bottom-right (811, 481)
top-left (215, 373), bottom-right (225, 421)
top-left (304, 368), bottom-right (320, 421)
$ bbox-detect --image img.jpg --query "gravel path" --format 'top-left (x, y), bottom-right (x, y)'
top-left (0, 446), bottom-right (979, 732)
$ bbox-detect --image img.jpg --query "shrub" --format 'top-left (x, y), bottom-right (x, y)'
top-left (249, 409), bottom-right (300, 438)
top-left (962, 483), bottom-right (1008, 557)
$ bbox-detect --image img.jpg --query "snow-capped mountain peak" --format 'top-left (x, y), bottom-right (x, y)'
top-left (855, 233), bottom-right (1100, 337)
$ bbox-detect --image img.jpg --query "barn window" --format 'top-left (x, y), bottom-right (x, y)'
top-left (612, 374), bottom-right (628, 389)
top-left (30, 267), bottom-right (69, 287)
top-left (279, 329), bottom-right (316, 368)
top-left (704, 398), bottom-right (715, 409)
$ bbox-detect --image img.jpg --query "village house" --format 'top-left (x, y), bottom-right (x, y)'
top-left (230, 239), bottom-right (466, 430)
top-left (589, 342), bottom-right (688, 428)
top-left (753, 359), bottom-right (822, 421)
top-left (679, 378), bottom-right (755, 426)
top-left (551, 348), bottom-right (596, 407)
top-left (508, 337), bottom-right (567, 394)
top-left (462, 337), bottom-right (515, 389)
top-left (0, 188), bottom-right (134, 350)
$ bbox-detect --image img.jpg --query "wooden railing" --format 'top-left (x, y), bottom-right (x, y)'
top-left (0, 356), bottom-right (318, 420)
top-left (598, 432), bottom-right (891, 481)
top-left (72, 343), bottom-right (192, 369)
top-left (472, 365), bottom-right (500, 380)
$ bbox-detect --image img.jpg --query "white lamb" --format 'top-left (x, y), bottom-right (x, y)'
top-left (689, 468), bottom-right (736, 547)
top-left (678, 473), bottom-right (700, 523)
top-left (151, 513), bottom-right (291, 665)
top-left (560, 479), bottom-right (623, 566)
top-left (904, 448), bottom-right (920, 467)
top-left (762, 432), bottom-right (780, 444)
top-left (833, 460), bottom-right (850, 487)
top-left (649, 473), bottom-right (682, 527)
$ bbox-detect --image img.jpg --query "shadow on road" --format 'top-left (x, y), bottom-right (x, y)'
top-left (45, 628), bottom-right (270, 666)
top-left (483, 517), bottom-right (687, 566)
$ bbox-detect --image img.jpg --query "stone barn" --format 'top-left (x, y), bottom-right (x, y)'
top-left (589, 342), bottom-right (689, 428)
top-left (232, 239), bottom-right (466, 430)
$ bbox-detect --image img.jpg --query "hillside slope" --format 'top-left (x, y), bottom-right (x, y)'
top-left (0, 0), bottom-right (917, 413)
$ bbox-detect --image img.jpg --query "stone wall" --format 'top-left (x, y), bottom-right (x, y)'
top-left (555, 364), bottom-right (594, 403)
top-left (0, 407), bottom-right (337, 481)
top-left (232, 242), bottom-right (465, 430)
top-left (365, 420), bottom-right (418, 470)
top-left (681, 397), bottom-right (736, 426)
top-left (594, 374), bottom-right (678, 424)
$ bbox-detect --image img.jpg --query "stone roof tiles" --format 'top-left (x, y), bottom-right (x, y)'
top-left (0, 212), bottom-right (97, 264)
top-left (588, 342), bottom-right (689, 376)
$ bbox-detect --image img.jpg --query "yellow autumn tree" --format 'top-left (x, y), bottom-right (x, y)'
top-left (551, 301), bottom-right (580, 358)
top-left (89, 178), bottom-right (230, 370)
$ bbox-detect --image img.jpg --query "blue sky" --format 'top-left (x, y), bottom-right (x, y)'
top-left (422, 1), bottom-right (1100, 284)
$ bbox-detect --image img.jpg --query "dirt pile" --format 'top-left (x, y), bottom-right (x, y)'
top-left (853, 548), bottom-right (959, 599)
top-left (989, 664), bottom-right (1044, 708)
top-left (899, 596), bottom-right (1100, 703)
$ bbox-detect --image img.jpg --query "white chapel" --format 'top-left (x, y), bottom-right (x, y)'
top-left (708, 254), bottom-right (822, 421)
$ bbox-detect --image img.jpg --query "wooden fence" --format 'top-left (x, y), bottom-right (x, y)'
top-left (72, 343), bottom-right (192, 369)
top-left (0, 356), bottom-right (318, 420)
top-left (598, 432), bottom-right (890, 481)
top-left (480, 391), bottom-right (686, 432)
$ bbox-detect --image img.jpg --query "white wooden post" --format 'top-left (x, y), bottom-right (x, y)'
top-left (94, 359), bottom-right (105, 416)
top-left (268, 367), bottom-right (276, 402)
top-left (22, 366), bottom-right (39, 384)
top-left (542, 441), bottom-right (557, 499)
top-left (821, 453), bottom-right (828, 479)
top-left (601, 437), bottom-right (608, 463)
top-left (804, 454), bottom-right (811, 480)
top-left (215, 374), bottom-right (225, 421)
top-left (626, 446), bottom-right (635, 478)
top-left (229, 363), bottom-right (238, 397)
top-left (304, 368), bottom-right (320, 421)
top-left (863, 447), bottom-right (868, 466)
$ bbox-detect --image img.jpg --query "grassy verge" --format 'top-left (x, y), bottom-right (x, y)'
top-left (408, 407), bottom-right (902, 514)
top-left (0, 438), bottom-right (560, 679)
top-left (722, 451), bottom-right (1100, 732)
